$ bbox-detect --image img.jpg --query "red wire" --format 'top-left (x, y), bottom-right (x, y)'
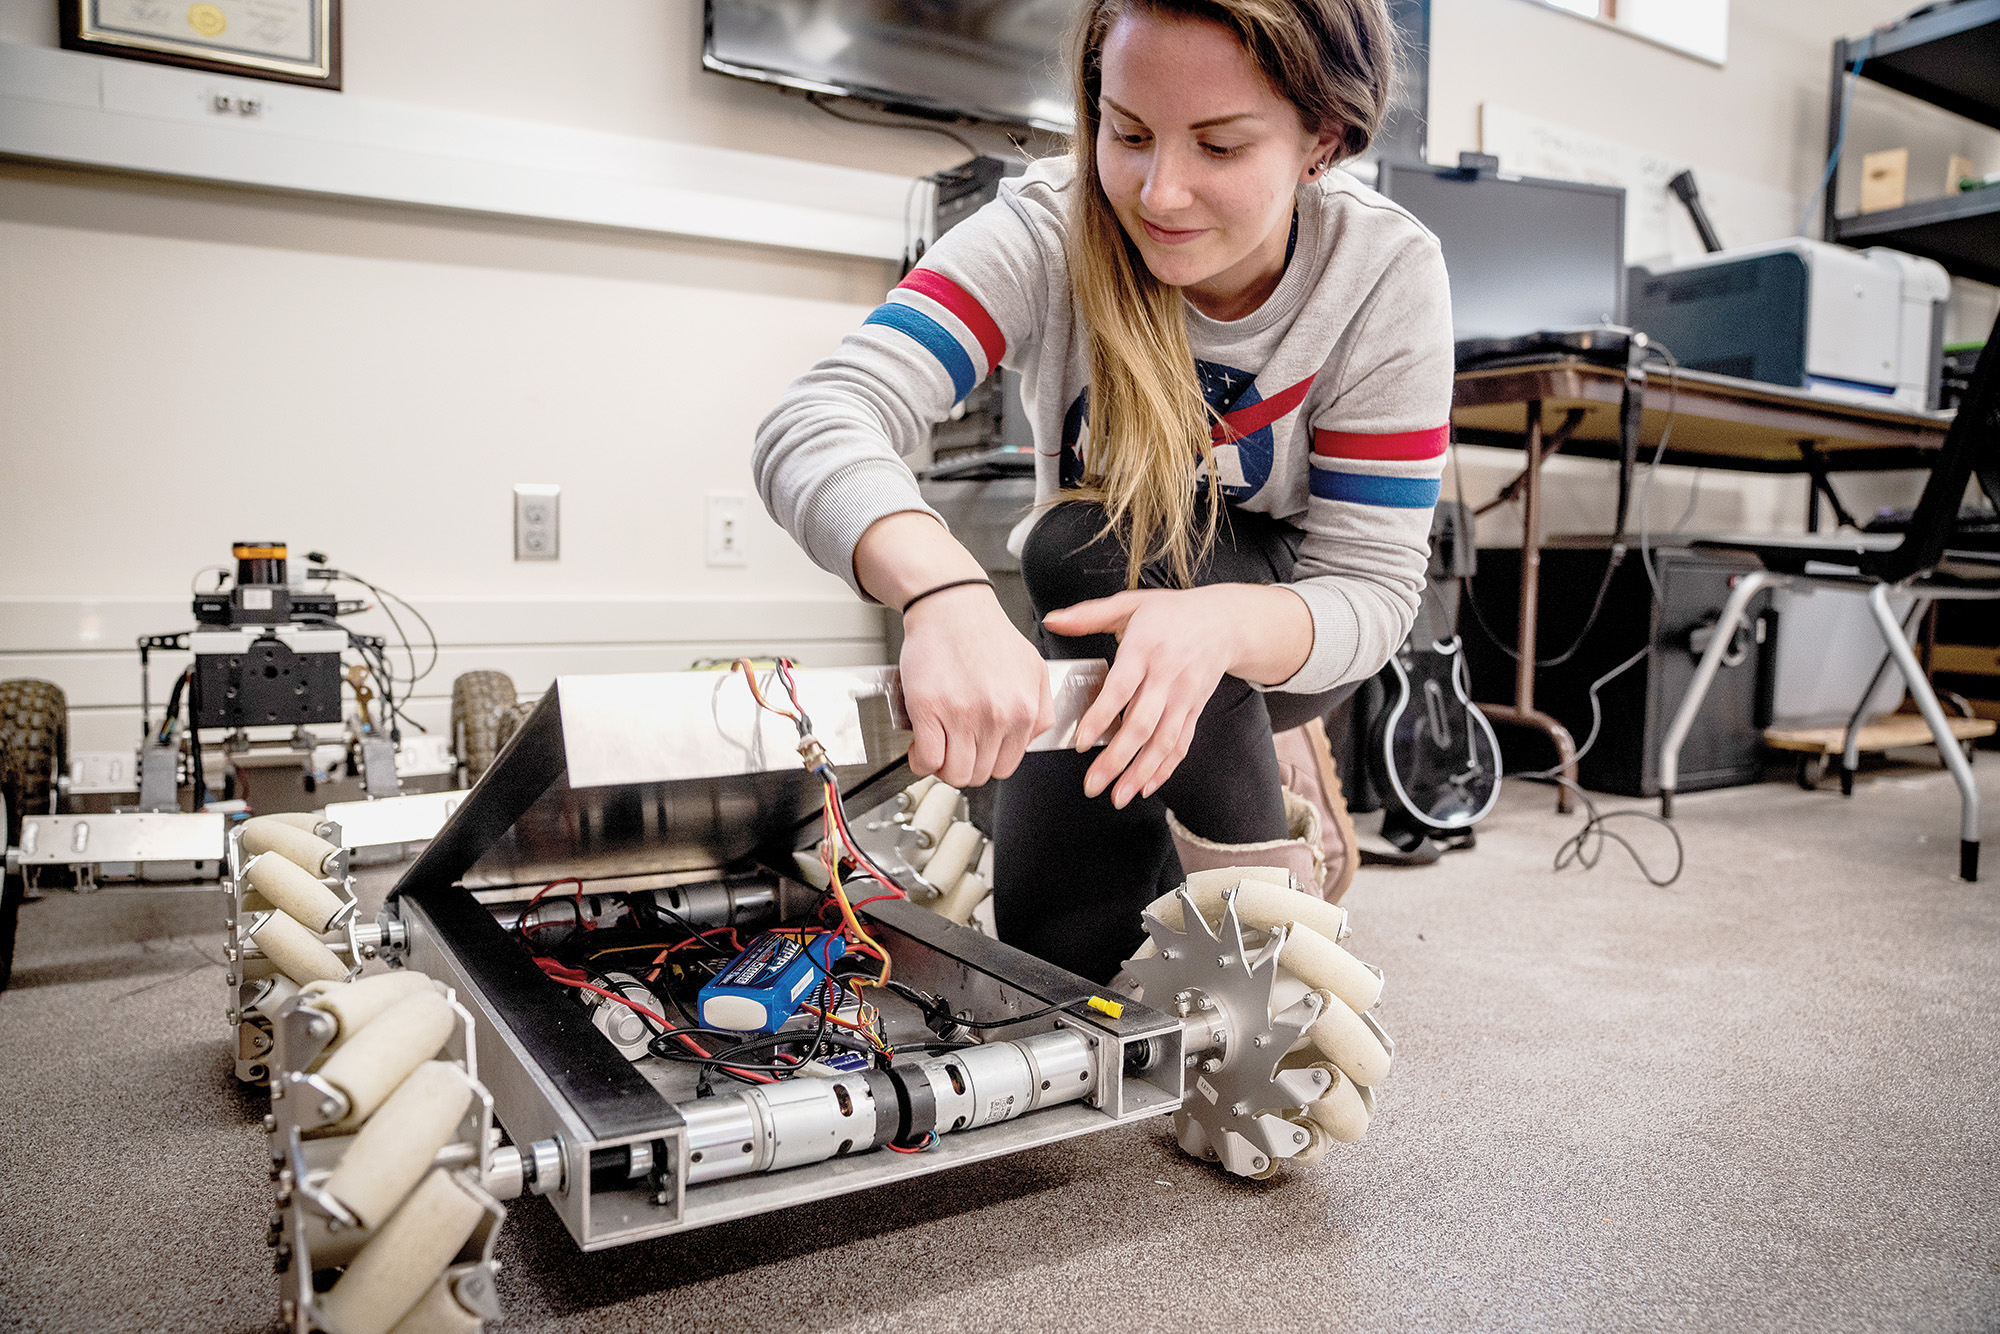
top-left (544, 970), bottom-right (777, 1085)
top-left (522, 877), bottom-right (587, 939)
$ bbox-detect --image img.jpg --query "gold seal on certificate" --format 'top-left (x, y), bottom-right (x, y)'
top-left (61, 0), bottom-right (342, 89)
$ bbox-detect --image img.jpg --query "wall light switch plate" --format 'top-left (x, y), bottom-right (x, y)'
top-left (515, 483), bottom-right (560, 561)
top-left (706, 492), bottom-right (748, 567)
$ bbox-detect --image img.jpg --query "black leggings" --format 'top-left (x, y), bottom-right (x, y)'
top-left (992, 502), bottom-right (1355, 983)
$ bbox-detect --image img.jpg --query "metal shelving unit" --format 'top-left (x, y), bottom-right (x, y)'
top-left (1825, 0), bottom-right (2000, 282)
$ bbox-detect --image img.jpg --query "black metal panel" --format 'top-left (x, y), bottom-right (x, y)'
top-left (1464, 543), bottom-right (1774, 797)
top-left (863, 897), bottom-right (1103, 1009)
top-left (390, 689), bottom-right (568, 901)
top-left (414, 880), bottom-right (676, 1142)
top-left (193, 636), bottom-right (343, 728)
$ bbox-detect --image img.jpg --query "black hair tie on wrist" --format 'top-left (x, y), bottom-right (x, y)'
top-left (899, 576), bottom-right (994, 615)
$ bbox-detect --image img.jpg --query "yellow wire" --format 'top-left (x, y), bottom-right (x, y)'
top-left (823, 788), bottom-right (891, 987)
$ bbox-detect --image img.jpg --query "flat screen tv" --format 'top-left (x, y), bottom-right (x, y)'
top-left (704, 1), bottom-right (1081, 132)
top-left (704, 1), bottom-right (1428, 157)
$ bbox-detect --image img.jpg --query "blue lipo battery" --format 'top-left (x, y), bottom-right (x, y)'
top-left (697, 930), bottom-right (845, 1033)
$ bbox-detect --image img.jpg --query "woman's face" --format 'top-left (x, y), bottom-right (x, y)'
top-left (1095, 10), bottom-right (1339, 319)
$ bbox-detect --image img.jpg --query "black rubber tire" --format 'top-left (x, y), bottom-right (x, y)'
top-left (450, 671), bottom-right (517, 783)
top-left (0, 678), bottom-right (67, 849)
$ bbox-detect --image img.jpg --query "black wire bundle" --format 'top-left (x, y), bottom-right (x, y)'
top-left (880, 979), bottom-right (1073, 1041)
top-left (302, 561), bottom-right (440, 740)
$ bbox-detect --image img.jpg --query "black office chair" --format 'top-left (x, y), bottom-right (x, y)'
top-left (1657, 313), bottom-right (2000, 881)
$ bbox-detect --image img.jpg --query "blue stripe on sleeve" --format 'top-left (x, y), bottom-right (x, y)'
top-left (863, 303), bottom-right (976, 402)
top-left (1309, 470), bottom-right (1441, 508)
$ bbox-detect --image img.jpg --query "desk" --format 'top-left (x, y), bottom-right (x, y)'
top-left (1450, 356), bottom-right (1952, 809)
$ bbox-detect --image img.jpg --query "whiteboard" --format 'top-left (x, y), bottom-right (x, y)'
top-left (1480, 103), bottom-right (1802, 265)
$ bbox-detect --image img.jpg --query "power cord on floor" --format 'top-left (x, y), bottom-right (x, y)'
top-left (1522, 775), bottom-right (1685, 887)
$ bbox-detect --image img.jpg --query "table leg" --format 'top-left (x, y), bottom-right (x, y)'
top-left (1478, 398), bottom-right (1577, 813)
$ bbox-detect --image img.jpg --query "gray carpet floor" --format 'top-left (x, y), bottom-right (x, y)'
top-left (3, 756), bottom-right (1997, 1333)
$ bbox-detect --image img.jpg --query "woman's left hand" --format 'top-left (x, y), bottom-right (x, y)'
top-left (1042, 582), bottom-right (1312, 808)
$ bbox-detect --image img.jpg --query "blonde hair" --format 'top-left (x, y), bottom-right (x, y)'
top-left (1063, 0), bottom-right (1397, 588)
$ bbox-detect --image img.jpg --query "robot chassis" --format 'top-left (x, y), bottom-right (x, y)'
top-left (223, 662), bottom-right (1394, 1330)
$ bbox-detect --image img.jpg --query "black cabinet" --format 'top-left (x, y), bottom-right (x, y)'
top-left (1463, 542), bottom-right (1776, 798)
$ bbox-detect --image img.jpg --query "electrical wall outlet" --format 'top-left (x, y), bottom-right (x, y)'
top-left (706, 492), bottom-right (748, 567)
top-left (514, 483), bottom-right (560, 561)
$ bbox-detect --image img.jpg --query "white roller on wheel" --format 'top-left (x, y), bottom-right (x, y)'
top-left (323, 1061), bottom-right (474, 1230)
top-left (896, 775), bottom-right (939, 814)
top-left (1303, 988), bottom-right (1391, 1088)
top-left (304, 972), bottom-right (441, 1048)
top-left (266, 812), bottom-right (326, 832)
top-left (1287, 1113), bottom-right (1334, 1164)
top-left (385, 1274), bottom-right (483, 1334)
top-left (922, 820), bottom-right (984, 893)
top-left (240, 816), bottom-right (341, 877)
top-left (1273, 923), bottom-right (1381, 1015)
top-left (245, 852), bottom-right (346, 934)
top-left (907, 781), bottom-right (960, 849)
top-left (247, 974), bottom-right (301, 1019)
top-left (317, 1169), bottom-right (484, 1334)
top-left (1300, 1060), bottom-right (1371, 1143)
top-left (251, 911), bottom-right (348, 986)
top-left (936, 869), bottom-right (991, 926)
top-left (317, 991), bottom-right (456, 1132)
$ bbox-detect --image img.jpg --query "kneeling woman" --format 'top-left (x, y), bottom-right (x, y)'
top-left (754, 0), bottom-right (1452, 982)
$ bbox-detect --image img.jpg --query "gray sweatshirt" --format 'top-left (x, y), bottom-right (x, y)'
top-left (753, 156), bottom-right (1454, 695)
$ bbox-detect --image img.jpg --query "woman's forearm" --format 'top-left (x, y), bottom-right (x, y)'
top-left (1228, 583), bottom-right (1316, 686)
top-left (852, 511), bottom-right (989, 609)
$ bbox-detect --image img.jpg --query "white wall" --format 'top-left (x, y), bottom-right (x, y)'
top-left (0, 0), bottom-right (1021, 756)
top-left (0, 0), bottom-right (1988, 759)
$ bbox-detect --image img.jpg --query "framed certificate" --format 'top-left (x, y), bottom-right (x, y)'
top-left (60, 0), bottom-right (341, 90)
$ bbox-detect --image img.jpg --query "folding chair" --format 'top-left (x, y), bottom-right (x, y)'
top-left (1657, 313), bottom-right (2000, 881)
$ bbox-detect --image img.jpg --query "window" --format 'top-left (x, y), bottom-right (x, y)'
top-left (1525, 0), bottom-right (1728, 65)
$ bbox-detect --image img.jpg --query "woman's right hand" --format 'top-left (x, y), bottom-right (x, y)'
top-left (899, 584), bottom-right (1054, 787)
top-left (855, 511), bottom-right (1053, 788)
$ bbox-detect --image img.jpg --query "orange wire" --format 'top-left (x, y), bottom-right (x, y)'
top-left (823, 788), bottom-right (892, 986)
top-left (733, 657), bottom-right (799, 722)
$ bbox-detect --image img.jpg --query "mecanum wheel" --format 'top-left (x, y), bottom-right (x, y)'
top-left (449, 671), bottom-right (516, 784)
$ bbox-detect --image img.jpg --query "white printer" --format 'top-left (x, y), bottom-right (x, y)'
top-left (1627, 239), bottom-right (1950, 411)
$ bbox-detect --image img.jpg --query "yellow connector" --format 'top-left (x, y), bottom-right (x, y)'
top-left (1087, 995), bottom-right (1124, 1020)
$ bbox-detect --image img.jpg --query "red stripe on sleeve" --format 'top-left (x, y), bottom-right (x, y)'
top-left (896, 269), bottom-right (1006, 374)
top-left (1312, 425), bottom-right (1449, 460)
top-left (1211, 374), bottom-right (1315, 444)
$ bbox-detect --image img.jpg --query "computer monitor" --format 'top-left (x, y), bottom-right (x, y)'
top-left (1376, 163), bottom-right (1626, 343)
